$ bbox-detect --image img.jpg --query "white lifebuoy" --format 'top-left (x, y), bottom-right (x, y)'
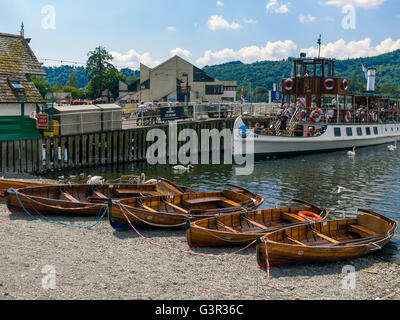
top-left (345, 111), bottom-right (352, 123)
top-left (341, 79), bottom-right (349, 91)
top-left (284, 79), bottom-right (294, 91)
top-left (372, 112), bottom-right (378, 122)
top-left (310, 110), bottom-right (322, 123)
top-left (324, 78), bottom-right (336, 91)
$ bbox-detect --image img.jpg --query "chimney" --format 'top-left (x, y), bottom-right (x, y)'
top-left (366, 67), bottom-right (376, 92)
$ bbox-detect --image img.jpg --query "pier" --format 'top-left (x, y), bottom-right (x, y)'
top-left (0, 116), bottom-right (273, 174)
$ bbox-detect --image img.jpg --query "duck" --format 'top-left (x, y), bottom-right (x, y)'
top-left (388, 141), bottom-right (397, 152)
top-left (347, 147), bottom-right (356, 157)
top-left (173, 165), bottom-right (194, 172)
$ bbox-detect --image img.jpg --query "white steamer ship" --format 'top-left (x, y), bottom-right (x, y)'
top-left (234, 54), bottom-right (400, 156)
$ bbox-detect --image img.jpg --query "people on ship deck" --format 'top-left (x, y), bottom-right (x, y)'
top-left (254, 123), bottom-right (262, 134)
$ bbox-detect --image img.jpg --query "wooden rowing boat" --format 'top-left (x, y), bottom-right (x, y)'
top-left (186, 199), bottom-right (328, 248)
top-left (5, 179), bottom-right (190, 217)
top-left (256, 209), bottom-right (398, 267)
top-left (0, 179), bottom-right (54, 199)
top-left (109, 186), bottom-right (265, 229)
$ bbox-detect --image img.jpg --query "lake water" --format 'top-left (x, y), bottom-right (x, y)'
top-left (64, 144), bottom-right (400, 263)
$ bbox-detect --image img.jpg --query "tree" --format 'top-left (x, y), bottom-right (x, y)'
top-left (31, 76), bottom-right (52, 99)
top-left (66, 72), bottom-right (79, 88)
top-left (62, 86), bottom-right (85, 99)
top-left (52, 80), bottom-right (63, 92)
top-left (86, 46), bottom-right (119, 99)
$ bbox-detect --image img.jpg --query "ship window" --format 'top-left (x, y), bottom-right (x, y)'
top-left (357, 128), bottom-right (362, 136)
top-left (346, 128), bottom-right (353, 136)
top-left (334, 128), bottom-right (341, 137)
top-left (373, 127), bottom-right (378, 135)
top-left (366, 127), bottom-right (371, 136)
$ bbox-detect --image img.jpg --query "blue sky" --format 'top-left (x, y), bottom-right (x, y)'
top-left (1, 0), bottom-right (399, 69)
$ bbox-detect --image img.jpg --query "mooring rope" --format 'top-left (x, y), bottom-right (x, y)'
top-left (117, 201), bottom-right (257, 257)
top-left (7, 189), bottom-right (108, 229)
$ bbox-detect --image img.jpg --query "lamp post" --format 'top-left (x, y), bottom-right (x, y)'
top-left (182, 73), bottom-right (189, 105)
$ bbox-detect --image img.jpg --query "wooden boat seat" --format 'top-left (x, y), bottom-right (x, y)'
top-left (217, 221), bottom-right (239, 233)
top-left (184, 197), bottom-right (225, 205)
top-left (310, 230), bottom-right (340, 244)
top-left (348, 225), bottom-right (379, 238)
top-left (92, 190), bottom-right (108, 200)
top-left (115, 189), bottom-right (144, 196)
top-left (163, 201), bottom-right (189, 214)
top-left (243, 217), bottom-right (268, 230)
top-left (60, 191), bottom-right (80, 203)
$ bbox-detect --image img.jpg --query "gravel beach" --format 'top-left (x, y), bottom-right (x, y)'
top-left (0, 180), bottom-right (399, 301)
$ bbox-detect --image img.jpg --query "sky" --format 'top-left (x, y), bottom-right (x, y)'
top-left (1, 0), bottom-right (400, 70)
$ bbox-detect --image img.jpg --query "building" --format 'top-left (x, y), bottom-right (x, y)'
top-left (0, 24), bottom-right (46, 141)
top-left (124, 56), bottom-right (237, 104)
top-left (45, 92), bottom-right (73, 104)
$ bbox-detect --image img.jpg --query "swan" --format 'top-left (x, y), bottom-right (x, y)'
top-left (347, 147), bottom-right (356, 157)
top-left (173, 165), bottom-right (194, 172)
top-left (388, 141), bottom-right (397, 152)
top-left (87, 176), bottom-right (105, 185)
top-left (336, 186), bottom-right (345, 194)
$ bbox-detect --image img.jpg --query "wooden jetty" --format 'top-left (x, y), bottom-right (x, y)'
top-left (0, 117), bottom-right (272, 174)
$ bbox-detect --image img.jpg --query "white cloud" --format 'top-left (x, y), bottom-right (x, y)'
top-left (170, 48), bottom-right (192, 59)
top-left (196, 40), bottom-right (298, 66)
top-left (207, 15), bottom-right (241, 30)
top-left (320, 0), bottom-right (386, 9)
top-left (167, 26), bottom-right (176, 31)
top-left (110, 49), bottom-right (161, 69)
top-left (244, 18), bottom-right (258, 24)
top-left (266, 0), bottom-right (291, 14)
top-left (216, 1), bottom-right (224, 6)
top-left (301, 38), bottom-right (400, 59)
top-left (299, 14), bottom-right (316, 23)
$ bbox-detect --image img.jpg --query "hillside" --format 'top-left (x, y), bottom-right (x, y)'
top-left (43, 65), bottom-right (139, 88)
top-left (42, 50), bottom-right (400, 97)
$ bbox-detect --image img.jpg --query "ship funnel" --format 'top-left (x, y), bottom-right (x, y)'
top-left (366, 67), bottom-right (376, 92)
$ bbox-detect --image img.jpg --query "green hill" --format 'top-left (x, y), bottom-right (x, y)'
top-left (42, 50), bottom-right (400, 98)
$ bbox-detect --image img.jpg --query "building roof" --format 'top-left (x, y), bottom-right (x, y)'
top-left (0, 32), bottom-right (46, 103)
top-left (45, 92), bottom-right (72, 101)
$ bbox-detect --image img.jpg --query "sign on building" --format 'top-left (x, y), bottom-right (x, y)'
top-left (37, 113), bottom-right (49, 129)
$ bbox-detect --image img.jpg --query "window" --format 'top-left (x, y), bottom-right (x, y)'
top-left (334, 128), bottom-right (341, 137)
top-left (366, 127), bottom-right (371, 136)
top-left (205, 85), bottom-right (223, 95)
top-left (346, 128), bottom-right (353, 136)
top-left (8, 78), bottom-right (25, 92)
top-left (357, 128), bottom-right (362, 136)
top-left (373, 127), bottom-right (378, 135)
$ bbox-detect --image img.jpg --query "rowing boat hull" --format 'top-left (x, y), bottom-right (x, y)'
top-left (187, 204), bottom-right (328, 248)
top-left (0, 179), bottom-right (53, 199)
top-left (5, 180), bottom-right (188, 217)
top-left (256, 211), bottom-right (398, 267)
top-left (109, 189), bottom-right (264, 229)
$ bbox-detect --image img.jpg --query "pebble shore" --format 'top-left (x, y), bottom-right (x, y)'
top-left (0, 179), bottom-right (399, 300)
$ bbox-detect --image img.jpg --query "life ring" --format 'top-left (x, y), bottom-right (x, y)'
top-left (324, 78), bottom-right (336, 91)
top-left (298, 211), bottom-right (323, 221)
top-left (345, 111), bottom-right (352, 123)
top-left (310, 110), bottom-right (322, 123)
top-left (341, 79), bottom-right (349, 91)
top-left (372, 112), bottom-right (378, 122)
top-left (284, 79), bottom-right (294, 91)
